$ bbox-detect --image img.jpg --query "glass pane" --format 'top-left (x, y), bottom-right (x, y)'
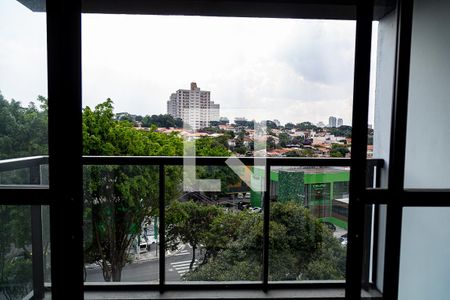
top-left (165, 165), bottom-right (263, 283)
top-left (0, 163), bottom-right (49, 185)
top-left (42, 205), bottom-right (51, 285)
top-left (269, 166), bottom-right (349, 281)
top-left (370, 0), bottom-right (400, 190)
top-left (399, 207), bottom-right (450, 300)
top-left (82, 14), bottom-right (355, 158)
top-left (404, 0), bottom-right (450, 189)
top-left (82, 11), bottom-right (358, 286)
top-left (0, 0), bottom-right (48, 162)
top-left (0, 205), bottom-right (33, 299)
top-left (83, 165), bottom-right (160, 283)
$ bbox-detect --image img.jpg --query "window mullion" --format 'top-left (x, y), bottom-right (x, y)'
top-left (346, 0), bottom-right (374, 298)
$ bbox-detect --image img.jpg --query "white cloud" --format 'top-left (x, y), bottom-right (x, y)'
top-left (0, 1), bottom-right (365, 126)
top-left (81, 15), bottom-right (357, 124)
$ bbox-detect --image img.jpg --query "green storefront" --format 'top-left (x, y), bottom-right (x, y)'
top-left (250, 167), bottom-right (349, 229)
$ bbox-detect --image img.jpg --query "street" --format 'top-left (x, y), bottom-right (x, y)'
top-left (85, 244), bottom-right (199, 282)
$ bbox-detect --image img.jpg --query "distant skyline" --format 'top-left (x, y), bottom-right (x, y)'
top-left (1, 0), bottom-right (377, 126)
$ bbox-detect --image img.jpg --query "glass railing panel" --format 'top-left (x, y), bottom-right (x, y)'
top-left (0, 205), bottom-right (33, 299)
top-left (83, 165), bottom-right (160, 283)
top-left (165, 165), bottom-right (263, 283)
top-left (268, 166), bottom-right (349, 281)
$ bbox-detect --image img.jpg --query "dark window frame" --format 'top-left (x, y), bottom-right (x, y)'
top-left (3, 0), bottom-right (450, 299)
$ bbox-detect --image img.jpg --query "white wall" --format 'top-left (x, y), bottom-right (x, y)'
top-left (374, 9), bottom-right (397, 190)
top-left (399, 0), bottom-right (450, 299)
top-left (404, 0), bottom-right (450, 189)
top-left (373, 8), bottom-right (398, 292)
top-left (399, 207), bottom-right (450, 300)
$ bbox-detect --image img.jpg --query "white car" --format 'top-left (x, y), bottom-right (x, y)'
top-left (339, 234), bottom-right (348, 246)
top-left (250, 207), bottom-right (262, 213)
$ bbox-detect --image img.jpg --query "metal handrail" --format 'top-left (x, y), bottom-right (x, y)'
top-left (0, 155), bottom-right (384, 169)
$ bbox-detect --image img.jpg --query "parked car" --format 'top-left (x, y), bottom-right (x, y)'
top-left (250, 207), bottom-right (262, 213)
top-left (339, 233), bottom-right (348, 246)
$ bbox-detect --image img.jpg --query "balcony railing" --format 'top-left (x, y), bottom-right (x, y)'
top-left (0, 155), bottom-right (384, 299)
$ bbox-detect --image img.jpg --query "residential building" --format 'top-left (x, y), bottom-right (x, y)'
top-left (337, 118), bottom-right (344, 127)
top-left (328, 116), bottom-right (337, 127)
top-left (167, 82), bottom-right (220, 130)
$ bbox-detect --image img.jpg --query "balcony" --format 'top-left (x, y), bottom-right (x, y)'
top-left (0, 155), bottom-right (383, 299)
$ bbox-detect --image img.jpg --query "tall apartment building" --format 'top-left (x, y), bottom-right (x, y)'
top-left (328, 116), bottom-right (337, 128)
top-left (337, 118), bottom-right (343, 127)
top-left (167, 82), bottom-right (220, 130)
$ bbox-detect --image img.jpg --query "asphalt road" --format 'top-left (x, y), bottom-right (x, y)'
top-left (85, 244), bottom-right (200, 282)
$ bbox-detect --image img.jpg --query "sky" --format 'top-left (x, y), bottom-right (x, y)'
top-left (0, 0), bottom-right (377, 126)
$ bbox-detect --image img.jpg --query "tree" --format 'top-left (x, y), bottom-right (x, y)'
top-left (295, 122), bottom-right (317, 131)
top-left (0, 206), bottom-right (33, 300)
top-left (265, 120), bottom-right (278, 129)
top-left (284, 123), bottom-right (295, 130)
top-left (329, 125), bottom-right (352, 138)
top-left (185, 202), bottom-right (346, 281)
top-left (266, 137), bottom-right (276, 150)
top-left (165, 201), bottom-right (222, 270)
top-left (278, 132), bottom-right (291, 148)
top-left (0, 92), bottom-right (48, 160)
top-left (201, 211), bottom-right (247, 263)
top-left (329, 144), bottom-right (349, 157)
top-left (141, 114), bottom-right (183, 128)
top-left (291, 136), bottom-right (305, 145)
top-left (193, 137), bottom-right (230, 157)
top-left (83, 99), bottom-right (183, 281)
top-left (0, 93), bottom-right (47, 298)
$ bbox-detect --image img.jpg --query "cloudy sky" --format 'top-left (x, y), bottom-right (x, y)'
top-left (0, 0), bottom-right (377, 126)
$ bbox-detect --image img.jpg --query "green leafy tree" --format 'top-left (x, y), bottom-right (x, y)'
top-left (265, 120), bottom-right (278, 129)
top-left (185, 202), bottom-right (346, 281)
top-left (0, 92), bottom-right (47, 160)
top-left (83, 99), bottom-right (183, 281)
top-left (193, 137), bottom-right (230, 157)
top-left (141, 114), bottom-right (183, 128)
top-left (278, 132), bottom-right (292, 148)
top-left (295, 122), bottom-right (318, 131)
top-left (0, 206), bottom-right (33, 300)
top-left (329, 125), bottom-right (352, 138)
top-left (329, 144), bottom-right (350, 157)
top-left (165, 201), bottom-right (222, 270)
top-left (291, 136), bottom-right (305, 145)
top-left (284, 123), bottom-right (295, 130)
top-left (0, 92), bottom-right (47, 298)
top-left (201, 210), bottom-right (248, 263)
top-left (266, 137), bottom-right (277, 150)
